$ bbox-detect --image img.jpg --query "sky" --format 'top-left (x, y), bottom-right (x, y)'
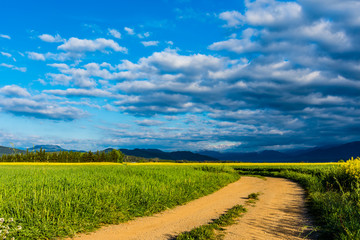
top-left (0, 0), bottom-right (360, 152)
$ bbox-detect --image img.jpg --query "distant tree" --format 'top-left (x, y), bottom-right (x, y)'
top-left (100, 151), bottom-right (106, 162)
top-left (109, 149), bottom-right (124, 163)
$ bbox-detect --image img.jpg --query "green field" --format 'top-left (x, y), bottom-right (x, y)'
top-left (0, 161), bottom-right (359, 239)
top-left (0, 164), bottom-right (239, 239)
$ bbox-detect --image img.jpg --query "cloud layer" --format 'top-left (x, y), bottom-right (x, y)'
top-left (1, 0), bottom-right (360, 151)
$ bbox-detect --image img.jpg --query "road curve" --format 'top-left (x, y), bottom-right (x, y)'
top-left (70, 177), bottom-right (314, 240)
top-left (224, 177), bottom-right (315, 240)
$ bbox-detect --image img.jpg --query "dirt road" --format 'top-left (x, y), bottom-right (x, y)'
top-left (224, 177), bottom-right (314, 240)
top-left (71, 177), bottom-right (314, 240)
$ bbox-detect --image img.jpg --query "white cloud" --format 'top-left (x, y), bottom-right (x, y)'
top-left (203, 141), bottom-right (242, 151)
top-left (108, 29), bottom-right (121, 39)
top-left (1, 52), bottom-right (12, 58)
top-left (219, 11), bottom-right (243, 27)
top-left (0, 86), bottom-right (86, 120)
top-left (37, 78), bottom-right (47, 85)
top-left (47, 63), bottom-right (70, 70)
top-left (299, 19), bottom-right (351, 50)
top-left (39, 34), bottom-right (64, 43)
top-left (27, 52), bottom-right (46, 61)
top-left (44, 88), bottom-right (112, 97)
top-left (0, 97), bottom-right (85, 121)
top-left (138, 32), bottom-right (150, 38)
top-left (140, 49), bottom-right (225, 74)
top-left (219, 0), bottom-right (302, 28)
top-left (24, 51), bottom-right (83, 62)
top-left (60, 100), bottom-right (101, 109)
top-left (135, 119), bottom-right (164, 126)
top-left (103, 104), bottom-right (118, 112)
top-left (245, 0), bottom-right (302, 26)
top-left (0, 34), bottom-right (11, 39)
top-left (141, 41), bottom-right (160, 47)
top-left (46, 73), bottom-right (72, 86)
top-left (0, 63), bottom-right (26, 72)
top-left (208, 38), bottom-right (258, 53)
top-left (46, 64), bottom-right (100, 88)
top-left (58, 38), bottom-right (128, 53)
top-left (0, 85), bottom-right (31, 97)
top-left (45, 52), bottom-right (83, 61)
top-left (124, 27), bottom-right (135, 35)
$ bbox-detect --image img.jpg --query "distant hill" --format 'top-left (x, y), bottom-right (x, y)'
top-left (1, 141), bottom-right (360, 162)
top-left (27, 145), bottom-right (85, 152)
top-left (292, 141), bottom-right (360, 162)
top-left (24, 146), bottom-right (217, 161)
top-left (199, 141), bottom-right (360, 162)
top-left (0, 146), bottom-right (25, 156)
top-left (198, 150), bottom-right (290, 162)
top-left (119, 148), bottom-right (218, 161)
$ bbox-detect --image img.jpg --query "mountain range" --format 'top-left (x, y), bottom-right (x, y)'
top-left (103, 148), bottom-right (217, 161)
top-left (26, 145), bottom-right (85, 153)
top-left (198, 141), bottom-right (360, 162)
top-left (0, 141), bottom-right (359, 162)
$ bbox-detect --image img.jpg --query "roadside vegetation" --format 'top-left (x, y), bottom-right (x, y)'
top-left (233, 158), bottom-right (360, 240)
top-left (0, 164), bottom-right (238, 239)
top-left (0, 148), bottom-right (125, 163)
top-left (176, 204), bottom-right (247, 240)
top-left (176, 192), bottom-right (260, 240)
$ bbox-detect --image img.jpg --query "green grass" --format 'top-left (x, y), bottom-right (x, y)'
top-left (247, 192), bottom-right (260, 200)
top-left (233, 164), bottom-right (360, 240)
top-left (0, 164), bottom-right (239, 239)
top-left (2, 162), bottom-right (357, 239)
top-left (176, 204), bottom-right (247, 240)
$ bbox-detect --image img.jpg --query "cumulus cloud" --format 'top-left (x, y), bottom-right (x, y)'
top-left (244, 0), bottom-right (302, 26)
top-left (214, 0), bottom-right (355, 55)
top-left (0, 85), bottom-right (31, 97)
top-left (4, 0), bottom-right (358, 151)
top-left (124, 27), bottom-right (135, 35)
top-left (135, 119), bottom-right (164, 126)
top-left (204, 141), bottom-right (242, 151)
top-left (138, 32), bottom-right (150, 38)
top-left (39, 34), bottom-right (64, 42)
top-left (219, 0), bottom-right (302, 28)
top-left (299, 19), bottom-right (351, 51)
top-left (46, 73), bottom-right (72, 86)
top-left (0, 97), bottom-right (85, 120)
top-left (58, 38), bottom-right (127, 53)
top-left (91, 0), bottom-right (359, 149)
top-left (219, 11), bottom-right (243, 27)
top-left (44, 88), bottom-right (112, 98)
top-left (0, 34), bottom-right (11, 39)
top-left (209, 37), bottom-right (259, 53)
top-left (139, 49), bottom-right (225, 75)
top-left (0, 85), bottom-right (86, 121)
top-left (141, 41), bottom-right (159, 47)
top-left (108, 28), bottom-right (121, 39)
top-left (0, 63), bottom-right (26, 72)
top-left (47, 62), bottom-right (110, 88)
top-left (27, 52), bottom-right (46, 61)
top-left (1, 52), bottom-right (12, 58)
top-left (203, 0), bottom-right (360, 149)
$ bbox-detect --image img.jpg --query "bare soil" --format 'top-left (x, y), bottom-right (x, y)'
top-left (224, 177), bottom-right (315, 240)
top-left (71, 177), bottom-right (315, 240)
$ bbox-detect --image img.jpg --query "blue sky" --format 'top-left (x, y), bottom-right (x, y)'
top-left (1, 0), bottom-right (360, 152)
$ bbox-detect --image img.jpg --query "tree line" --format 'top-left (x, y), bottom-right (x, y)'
top-left (0, 148), bottom-right (125, 163)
